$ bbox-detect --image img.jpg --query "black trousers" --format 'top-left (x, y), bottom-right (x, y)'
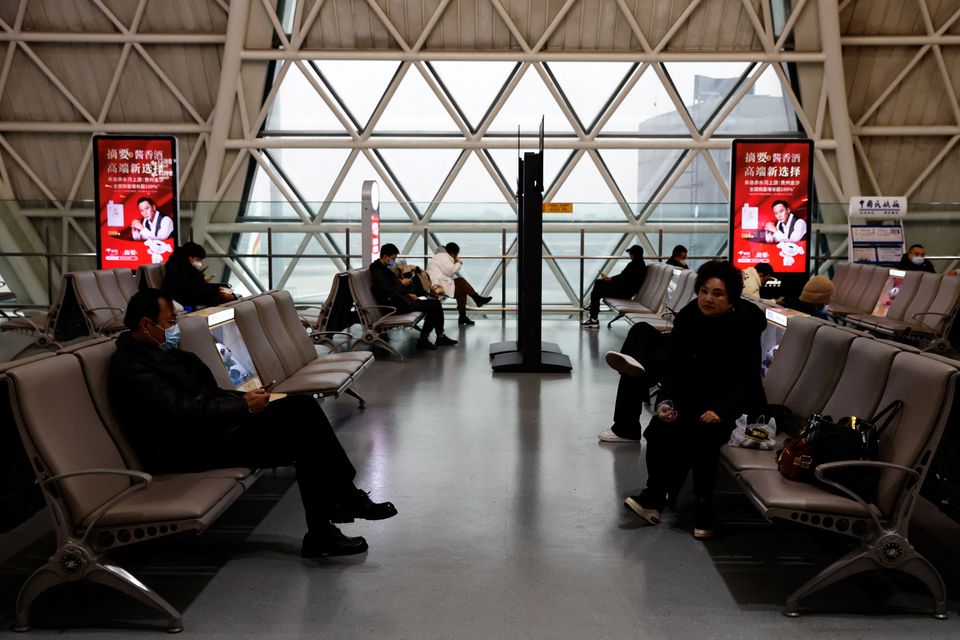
top-left (208, 395), bottom-right (357, 531)
top-left (612, 322), bottom-right (673, 434)
top-left (643, 415), bottom-right (734, 504)
top-left (589, 279), bottom-right (632, 318)
top-left (398, 296), bottom-right (445, 340)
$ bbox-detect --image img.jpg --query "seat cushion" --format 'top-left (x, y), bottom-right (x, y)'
top-left (275, 371), bottom-right (352, 393)
top-left (738, 469), bottom-right (874, 517)
top-left (607, 298), bottom-right (654, 314)
top-left (720, 434), bottom-right (787, 472)
top-left (88, 474), bottom-right (242, 527)
top-left (373, 312), bottom-right (422, 329)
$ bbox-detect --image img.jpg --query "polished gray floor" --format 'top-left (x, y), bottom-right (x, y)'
top-left (3, 318), bottom-right (960, 637)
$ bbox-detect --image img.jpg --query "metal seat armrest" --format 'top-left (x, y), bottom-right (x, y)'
top-left (43, 468), bottom-right (152, 546)
top-left (911, 311), bottom-right (952, 337)
top-left (360, 304), bottom-right (398, 326)
top-left (814, 460), bottom-right (919, 531)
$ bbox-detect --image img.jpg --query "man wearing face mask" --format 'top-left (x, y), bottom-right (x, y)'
top-left (162, 241), bottom-right (236, 309)
top-left (370, 243), bottom-right (457, 350)
top-left (898, 243), bottom-right (936, 273)
top-left (109, 289), bottom-right (396, 557)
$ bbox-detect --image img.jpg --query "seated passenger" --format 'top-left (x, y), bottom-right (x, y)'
top-left (371, 243), bottom-right (457, 350)
top-left (741, 262), bottom-right (774, 298)
top-left (162, 242), bottom-right (236, 309)
top-left (898, 243), bottom-right (936, 273)
top-left (665, 244), bottom-right (690, 270)
top-left (781, 275), bottom-right (834, 319)
top-left (581, 245), bottom-right (648, 328)
top-left (109, 289), bottom-right (396, 558)
top-left (426, 242), bottom-right (492, 326)
top-left (599, 261), bottom-right (766, 539)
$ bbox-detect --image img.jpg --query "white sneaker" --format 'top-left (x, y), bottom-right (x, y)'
top-left (604, 351), bottom-right (646, 377)
top-left (581, 318), bottom-right (600, 328)
top-left (598, 427), bottom-right (642, 443)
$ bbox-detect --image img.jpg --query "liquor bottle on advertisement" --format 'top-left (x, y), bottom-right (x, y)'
top-left (107, 200), bottom-right (124, 227)
top-left (741, 203), bottom-right (759, 230)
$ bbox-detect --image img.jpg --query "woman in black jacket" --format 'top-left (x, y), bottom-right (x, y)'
top-left (613, 261), bottom-right (767, 539)
top-left (162, 242), bottom-right (236, 310)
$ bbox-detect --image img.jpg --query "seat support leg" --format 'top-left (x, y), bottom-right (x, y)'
top-left (344, 387), bottom-right (366, 409)
top-left (87, 563), bottom-right (184, 633)
top-left (15, 564), bottom-right (64, 632)
top-left (898, 553), bottom-right (948, 619)
top-left (784, 547), bottom-right (874, 617)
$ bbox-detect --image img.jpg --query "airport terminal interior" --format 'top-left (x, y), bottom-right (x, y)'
top-left (2, 0), bottom-right (960, 637)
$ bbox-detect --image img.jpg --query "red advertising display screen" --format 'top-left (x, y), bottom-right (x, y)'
top-left (94, 135), bottom-right (179, 270)
top-left (729, 139), bottom-right (814, 274)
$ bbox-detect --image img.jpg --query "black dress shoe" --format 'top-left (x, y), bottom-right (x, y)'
top-left (458, 316), bottom-right (475, 326)
top-left (473, 295), bottom-right (493, 308)
top-left (435, 334), bottom-right (458, 346)
top-left (416, 338), bottom-right (438, 350)
top-left (301, 525), bottom-right (368, 557)
top-left (330, 489), bottom-right (398, 523)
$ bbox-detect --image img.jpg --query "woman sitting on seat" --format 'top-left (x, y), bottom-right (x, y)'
top-left (162, 242), bottom-right (236, 310)
top-left (605, 260), bottom-right (767, 539)
top-left (426, 242), bottom-right (491, 326)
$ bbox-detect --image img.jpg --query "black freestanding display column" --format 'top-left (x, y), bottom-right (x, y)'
top-left (490, 127), bottom-right (572, 373)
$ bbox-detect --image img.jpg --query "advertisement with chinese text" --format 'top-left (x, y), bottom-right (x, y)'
top-left (729, 139), bottom-right (814, 274)
top-left (94, 135), bottom-right (179, 270)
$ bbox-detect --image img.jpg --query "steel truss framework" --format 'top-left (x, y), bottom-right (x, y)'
top-left (0, 0), bottom-right (956, 304)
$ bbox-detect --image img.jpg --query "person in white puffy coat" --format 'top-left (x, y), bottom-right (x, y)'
top-left (426, 243), bottom-right (492, 325)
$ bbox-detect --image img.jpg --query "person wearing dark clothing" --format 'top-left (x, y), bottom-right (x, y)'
top-left (582, 245), bottom-right (648, 327)
top-left (898, 244), bottom-right (936, 273)
top-left (109, 289), bottom-right (396, 558)
top-left (665, 244), bottom-right (689, 270)
top-left (601, 261), bottom-right (766, 539)
top-left (371, 243), bottom-right (457, 350)
top-left (162, 242), bottom-right (236, 309)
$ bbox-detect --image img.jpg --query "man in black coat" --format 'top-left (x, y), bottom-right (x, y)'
top-left (370, 243), bottom-right (457, 350)
top-left (582, 245), bottom-right (648, 327)
top-left (898, 243), bottom-right (936, 273)
top-left (109, 289), bottom-right (396, 558)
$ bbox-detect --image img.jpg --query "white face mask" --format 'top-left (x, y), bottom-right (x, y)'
top-left (911, 256), bottom-right (925, 265)
top-left (191, 260), bottom-right (204, 270)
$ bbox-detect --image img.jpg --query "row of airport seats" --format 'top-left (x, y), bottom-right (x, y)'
top-left (182, 290), bottom-right (374, 405)
top-left (829, 262), bottom-right (960, 350)
top-left (0, 264), bottom-right (166, 348)
top-left (346, 267), bottom-right (424, 360)
top-left (1, 290), bottom-right (375, 632)
top-left (719, 314), bottom-right (959, 617)
top-left (603, 263), bottom-right (697, 331)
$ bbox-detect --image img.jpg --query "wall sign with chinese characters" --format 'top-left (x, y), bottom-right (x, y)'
top-left (729, 139), bottom-right (814, 275)
top-left (847, 196), bottom-right (906, 264)
top-left (93, 135), bottom-right (179, 271)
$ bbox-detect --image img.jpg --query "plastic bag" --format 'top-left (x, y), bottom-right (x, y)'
top-left (727, 414), bottom-right (777, 449)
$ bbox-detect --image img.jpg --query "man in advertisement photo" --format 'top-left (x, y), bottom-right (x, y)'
top-left (131, 196), bottom-right (174, 241)
top-left (763, 199), bottom-right (807, 244)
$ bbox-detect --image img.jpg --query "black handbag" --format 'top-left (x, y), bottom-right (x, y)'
top-left (778, 400), bottom-right (903, 500)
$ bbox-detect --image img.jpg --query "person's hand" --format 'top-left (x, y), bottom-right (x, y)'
top-left (700, 410), bottom-right (721, 424)
top-left (408, 293), bottom-right (417, 300)
top-left (244, 388), bottom-right (270, 414)
top-left (600, 273), bottom-right (611, 281)
top-left (131, 219), bottom-right (143, 231)
top-left (400, 277), bottom-right (413, 286)
top-left (763, 222), bottom-right (775, 232)
top-left (657, 401), bottom-right (677, 423)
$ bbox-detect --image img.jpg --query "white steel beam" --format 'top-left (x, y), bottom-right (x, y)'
top-left (239, 50), bottom-right (825, 63)
top-left (225, 137), bottom-right (840, 150)
top-left (0, 32), bottom-right (226, 44)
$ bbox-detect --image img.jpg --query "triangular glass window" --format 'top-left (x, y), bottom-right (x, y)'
top-left (373, 65), bottom-right (462, 133)
top-left (600, 65), bottom-right (690, 135)
top-left (596, 148), bottom-right (684, 210)
top-left (326, 153), bottom-right (412, 221)
top-left (269, 148), bottom-right (353, 204)
top-left (428, 61), bottom-right (518, 131)
top-left (546, 231), bottom-right (623, 299)
top-left (715, 64), bottom-right (797, 134)
top-left (657, 150), bottom-right (728, 209)
top-left (431, 152), bottom-right (514, 221)
top-left (486, 65), bottom-right (575, 134)
top-left (377, 148), bottom-right (462, 205)
top-left (245, 165), bottom-right (300, 220)
top-left (313, 60), bottom-right (400, 131)
top-left (662, 61), bottom-right (750, 131)
top-left (545, 61), bottom-right (634, 132)
top-left (266, 63), bottom-right (347, 133)
top-left (550, 152), bottom-right (621, 208)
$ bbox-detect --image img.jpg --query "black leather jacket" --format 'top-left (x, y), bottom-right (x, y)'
top-left (109, 332), bottom-right (247, 471)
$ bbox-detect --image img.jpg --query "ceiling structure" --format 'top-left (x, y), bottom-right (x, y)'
top-left (0, 0), bottom-right (957, 303)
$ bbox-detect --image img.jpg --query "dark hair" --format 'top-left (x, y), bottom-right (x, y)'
top-left (671, 244), bottom-right (688, 258)
top-left (754, 262), bottom-right (774, 277)
top-left (380, 243), bottom-right (399, 258)
top-left (137, 196), bottom-right (156, 207)
top-left (445, 242), bottom-right (460, 255)
top-left (179, 241), bottom-right (206, 260)
top-left (123, 288), bottom-right (171, 331)
top-left (772, 199), bottom-right (789, 210)
top-left (908, 244), bottom-right (925, 252)
top-left (627, 244), bottom-right (644, 257)
top-left (695, 260), bottom-right (744, 301)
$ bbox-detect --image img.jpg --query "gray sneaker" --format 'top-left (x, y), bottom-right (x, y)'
top-left (598, 427), bottom-right (641, 443)
top-left (604, 351), bottom-right (646, 377)
top-left (581, 317), bottom-right (600, 328)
